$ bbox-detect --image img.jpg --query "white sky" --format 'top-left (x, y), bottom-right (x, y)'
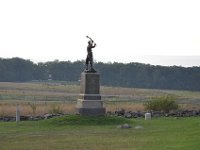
top-left (0, 0), bottom-right (200, 67)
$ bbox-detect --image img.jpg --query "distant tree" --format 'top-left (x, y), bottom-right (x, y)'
top-left (0, 57), bottom-right (200, 91)
top-left (0, 57), bottom-right (34, 81)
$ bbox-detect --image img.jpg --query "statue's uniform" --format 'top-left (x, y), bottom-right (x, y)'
top-left (86, 45), bottom-right (94, 65)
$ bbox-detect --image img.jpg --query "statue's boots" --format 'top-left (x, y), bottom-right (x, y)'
top-left (85, 64), bottom-right (89, 71)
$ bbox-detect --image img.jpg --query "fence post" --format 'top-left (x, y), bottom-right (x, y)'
top-left (16, 105), bottom-right (20, 123)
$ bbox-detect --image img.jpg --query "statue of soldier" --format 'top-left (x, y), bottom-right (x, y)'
top-left (85, 36), bottom-right (96, 72)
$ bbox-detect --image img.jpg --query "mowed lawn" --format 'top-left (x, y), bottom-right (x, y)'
top-left (0, 115), bottom-right (200, 150)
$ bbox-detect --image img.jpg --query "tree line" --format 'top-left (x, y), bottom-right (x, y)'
top-left (0, 57), bottom-right (200, 91)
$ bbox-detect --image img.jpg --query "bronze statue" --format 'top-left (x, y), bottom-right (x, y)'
top-left (85, 36), bottom-right (96, 72)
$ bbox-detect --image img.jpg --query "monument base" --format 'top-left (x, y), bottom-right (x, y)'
top-left (77, 99), bottom-right (103, 108)
top-left (77, 108), bottom-right (106, 116)
top-left (76, 99), bottom-right (105, 116)
top-left (76, 72), bottom-right (106, 116)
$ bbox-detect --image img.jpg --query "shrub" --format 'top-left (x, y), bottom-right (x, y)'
top-left (144, 95), bottom-right (178, 113)
top-left (28, 102), bottom-right (37, 116)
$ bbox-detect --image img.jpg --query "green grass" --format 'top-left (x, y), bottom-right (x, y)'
top-left (0, 115), bottom-right (200, 150)
top-left (44, 115), bottom-right (131, 126)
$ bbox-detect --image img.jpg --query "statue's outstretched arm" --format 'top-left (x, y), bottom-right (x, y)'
top-left (86, 36), bottom-right (93, 42)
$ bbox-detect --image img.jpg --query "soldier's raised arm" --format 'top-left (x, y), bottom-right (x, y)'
top-left (86, 36), bottom-right (93, 42)
top-left (92, 43), bottom-right (96, 48)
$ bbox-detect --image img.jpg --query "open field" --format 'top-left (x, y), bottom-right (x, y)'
top-left (0, 115), bottom-right (200, 150)
top-left (1, 82), bottom-right (200, 149)
top-left (0, 82), bottom-right (200, 116)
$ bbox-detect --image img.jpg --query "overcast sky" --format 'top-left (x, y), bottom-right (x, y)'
top-left (0, 0), bottom-right (200, 67)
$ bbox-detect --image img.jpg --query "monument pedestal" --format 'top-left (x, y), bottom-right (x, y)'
top-left (76, 72), bottom-right (105, 116)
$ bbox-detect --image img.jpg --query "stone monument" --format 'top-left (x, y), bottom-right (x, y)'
top-left (76, 36), bottom-right (105, 116)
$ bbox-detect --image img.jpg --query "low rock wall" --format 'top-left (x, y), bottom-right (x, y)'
top-left (108, 109), bottom-right (200, 118)
top-left (1, 109), bottom-right (200, 122)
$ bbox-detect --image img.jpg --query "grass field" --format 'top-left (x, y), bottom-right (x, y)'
top-left (0, 82), bottom-right (200, 116)
top-left (0, 82), bottom-right (200, 149)
top-left (0, 115), bottom-right (200, 150)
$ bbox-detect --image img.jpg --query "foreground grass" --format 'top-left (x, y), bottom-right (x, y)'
top-left (0, 115), bottom-right (200, 150)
